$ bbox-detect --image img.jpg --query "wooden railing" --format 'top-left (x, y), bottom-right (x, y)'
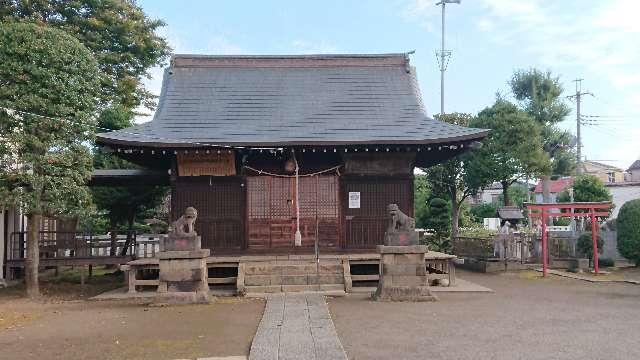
top-left (7, 231), bottom-right (153, 260)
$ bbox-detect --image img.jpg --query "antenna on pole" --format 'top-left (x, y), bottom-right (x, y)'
top-left (435, 0), bottom-right (461, 116)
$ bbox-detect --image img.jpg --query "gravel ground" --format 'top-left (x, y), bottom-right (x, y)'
top-left (328, 270), bottom-right (640, 360)
top-left (0, 297), bottom-right (264, 360)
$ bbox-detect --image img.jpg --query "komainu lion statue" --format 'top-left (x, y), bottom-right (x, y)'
top-left (387, 203), bottom-right (415, 233)
top-left (170, 207), bottom-right (198, 237)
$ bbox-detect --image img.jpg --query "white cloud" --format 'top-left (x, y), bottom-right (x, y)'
top-left (402, 0), bottom-right (441, 32)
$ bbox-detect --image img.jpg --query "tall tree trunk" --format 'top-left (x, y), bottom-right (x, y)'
top-left (119, 213), bottom-right (135, 256)
top-left (450, 186), bottom-right (460, 240)
top-left (502, 182), bottom-right (511, 206)
top-left (542, 175), bottom-right (551, 203)
top-left (109, 225), bottom-right (118, 257)
top-left (25, 213), bottom-right (42, 299)
top-left (542, 175), bottom-right (553, 225)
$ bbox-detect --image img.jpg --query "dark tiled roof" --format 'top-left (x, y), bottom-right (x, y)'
top-left (497, 206), bottom-right (524, 220)
top-left (628, 160), bottom-right (640, 171)
top-left (96, 54), bottom-right (488, 148)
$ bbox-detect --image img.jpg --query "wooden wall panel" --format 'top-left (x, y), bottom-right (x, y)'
top-left (342, 176), bottom-right (413, 249)
top-left (172, 178), bottom-right (244, 251)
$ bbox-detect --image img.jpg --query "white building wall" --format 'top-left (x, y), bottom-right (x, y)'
top-left (608, 185), bottom-right (640, 218)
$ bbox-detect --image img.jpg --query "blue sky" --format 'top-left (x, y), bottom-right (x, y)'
top-left (137, 0), bottom-right (639, 170)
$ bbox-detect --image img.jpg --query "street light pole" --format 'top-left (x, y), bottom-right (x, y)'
top-left (436, 0), bottom-right (460, 116)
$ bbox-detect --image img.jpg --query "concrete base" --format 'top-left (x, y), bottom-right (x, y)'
top-left (152, 291), bottom-right (210, 305)
top-left (157, 247), bottom-right (210, 305)
top-left (373, 245), bottom-right (437, 302)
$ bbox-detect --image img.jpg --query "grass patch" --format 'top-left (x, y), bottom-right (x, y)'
top-left (0, 266), bottom-right (124, 301)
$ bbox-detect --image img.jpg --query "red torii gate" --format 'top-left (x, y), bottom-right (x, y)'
top-left (524, 202), bottom-right (611, 276)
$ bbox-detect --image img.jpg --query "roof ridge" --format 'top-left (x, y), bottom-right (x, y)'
top-left (170, 53), bottom-right (410, 68)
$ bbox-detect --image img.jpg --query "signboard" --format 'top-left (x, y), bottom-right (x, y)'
top-left (348, 192), bottom-right (361, 209)
top-left (177, 151), bottom-right (236, 176)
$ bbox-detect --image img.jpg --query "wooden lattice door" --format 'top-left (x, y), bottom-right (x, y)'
top-left (246, 175), bottom-right (339, 250)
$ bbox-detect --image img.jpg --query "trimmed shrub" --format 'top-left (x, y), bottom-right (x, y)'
top-left (598, 258), bottom-right (615, 268)
top-left (576, 232), bottom-right (603, 260)
top-left (617, 199), bottom-right (640, 266)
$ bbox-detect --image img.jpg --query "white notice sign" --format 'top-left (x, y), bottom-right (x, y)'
top-left (348, 192), bottom-right (361, 209)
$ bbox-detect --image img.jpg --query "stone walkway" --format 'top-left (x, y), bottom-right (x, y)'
top-left (249, 293), bottom-right (348, 360)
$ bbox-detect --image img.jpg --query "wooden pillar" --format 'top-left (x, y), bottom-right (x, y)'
top-left (541, 210), bottom-right (548, 277)
top-left (591, 209), bottom-right (599, 274)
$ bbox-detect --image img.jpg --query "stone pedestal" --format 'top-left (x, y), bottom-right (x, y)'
top-left (384, 230), bottom-right (419, 246)
top-left (155, 235), bottom-right (210, 305)
top-left (373, 245), bottom-right (437, 302)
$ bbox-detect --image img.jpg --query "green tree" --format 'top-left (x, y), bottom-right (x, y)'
top-left (1, 0), bottom-right (171, 110)
top-left (576, 232), bottom-right (603, 264)
top-left (470, 203), bottom-right (498, 224)
top-left (92, 106), bottom-right (168, 256)
top-left (465, 99), bottom-right (549, 206)
top-left (510, 69), bottom-right (574, 205)
top-left (617, 199), bottom-right (640, 266)
top-left (497, 184), bottom-right (529, 209)
top-left (413, 174), bottom-right (431, 229)
top-left (0, 22), bottom-right (100, 298)
top-left (423, 113), bottom-right (476, 241)
top-left (425, 198), bottom-right (451, 252)
top-left (557, 175), bottom-right (613, 212)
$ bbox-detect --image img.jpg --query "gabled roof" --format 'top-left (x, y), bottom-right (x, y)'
top-left (497, 206), bottom-right (524, 220)
top-left (534, 177), bottom-right (573, 194)
top-left (581, 160), bottom-right (623, 173)
top-left (96, 53), bottom-right (488, 148)
top-left (628, 159), bottom-right (640, 171)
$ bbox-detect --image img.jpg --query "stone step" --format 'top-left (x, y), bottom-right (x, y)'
top-left (243, 262), bottom-right (343, 276)
top-left (245, 284), bottom-right (345, 294)
top-left (244, 274), bottom-right (344, 286)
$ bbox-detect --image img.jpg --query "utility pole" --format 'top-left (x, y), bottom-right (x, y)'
top-left (436, 0), bottom-right (460, 116)
top-left (568, 79), bottom-right (593, 173)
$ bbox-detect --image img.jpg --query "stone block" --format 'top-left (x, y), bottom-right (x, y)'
top-left (245, 275), bottom-right (271, 286)
top-left (159, 261), bottom-right (205, 282)
top-left (374, 285), bottom-right (436, 302)
top-left (318, 264), bottom-right (342, 273)
top-left (392, 253), bottom-right (425, 265)
top-left (308, 274), bottom-right (344, 285)
top-left (377, 245), bottom-right (428, 254)
top-left (384, 230), bottom-right (420, 246)
top-left (269, 275), bottom-right (283, 285)
top-left (245, 285), bottom-right (281, 293)
top-left (244, 263), bottom-right (275, 276)
top-left (390, 275), bottom-right (428, 287)
top-left (157, 249), bottom-right (209, 260)
top-left (281, 284), bottom-right (313, 292)
top-left (281, 275), bottom-right (308, 285)
top-left (161, 234), bottom-right (202, 252)
top-left (383, 264), bottom-right (423, 276)
top-left (319, 284), bottom-right (345, 292)
top-left (283, 264), bottom-right (316, 275)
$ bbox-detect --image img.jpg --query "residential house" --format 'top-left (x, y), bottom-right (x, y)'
top-left (533, 177), bottom-right (573, 203)
top-left (626, 159), bottom-right (640, 182)
top-left (579, 160), bottom-right (625, 183)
